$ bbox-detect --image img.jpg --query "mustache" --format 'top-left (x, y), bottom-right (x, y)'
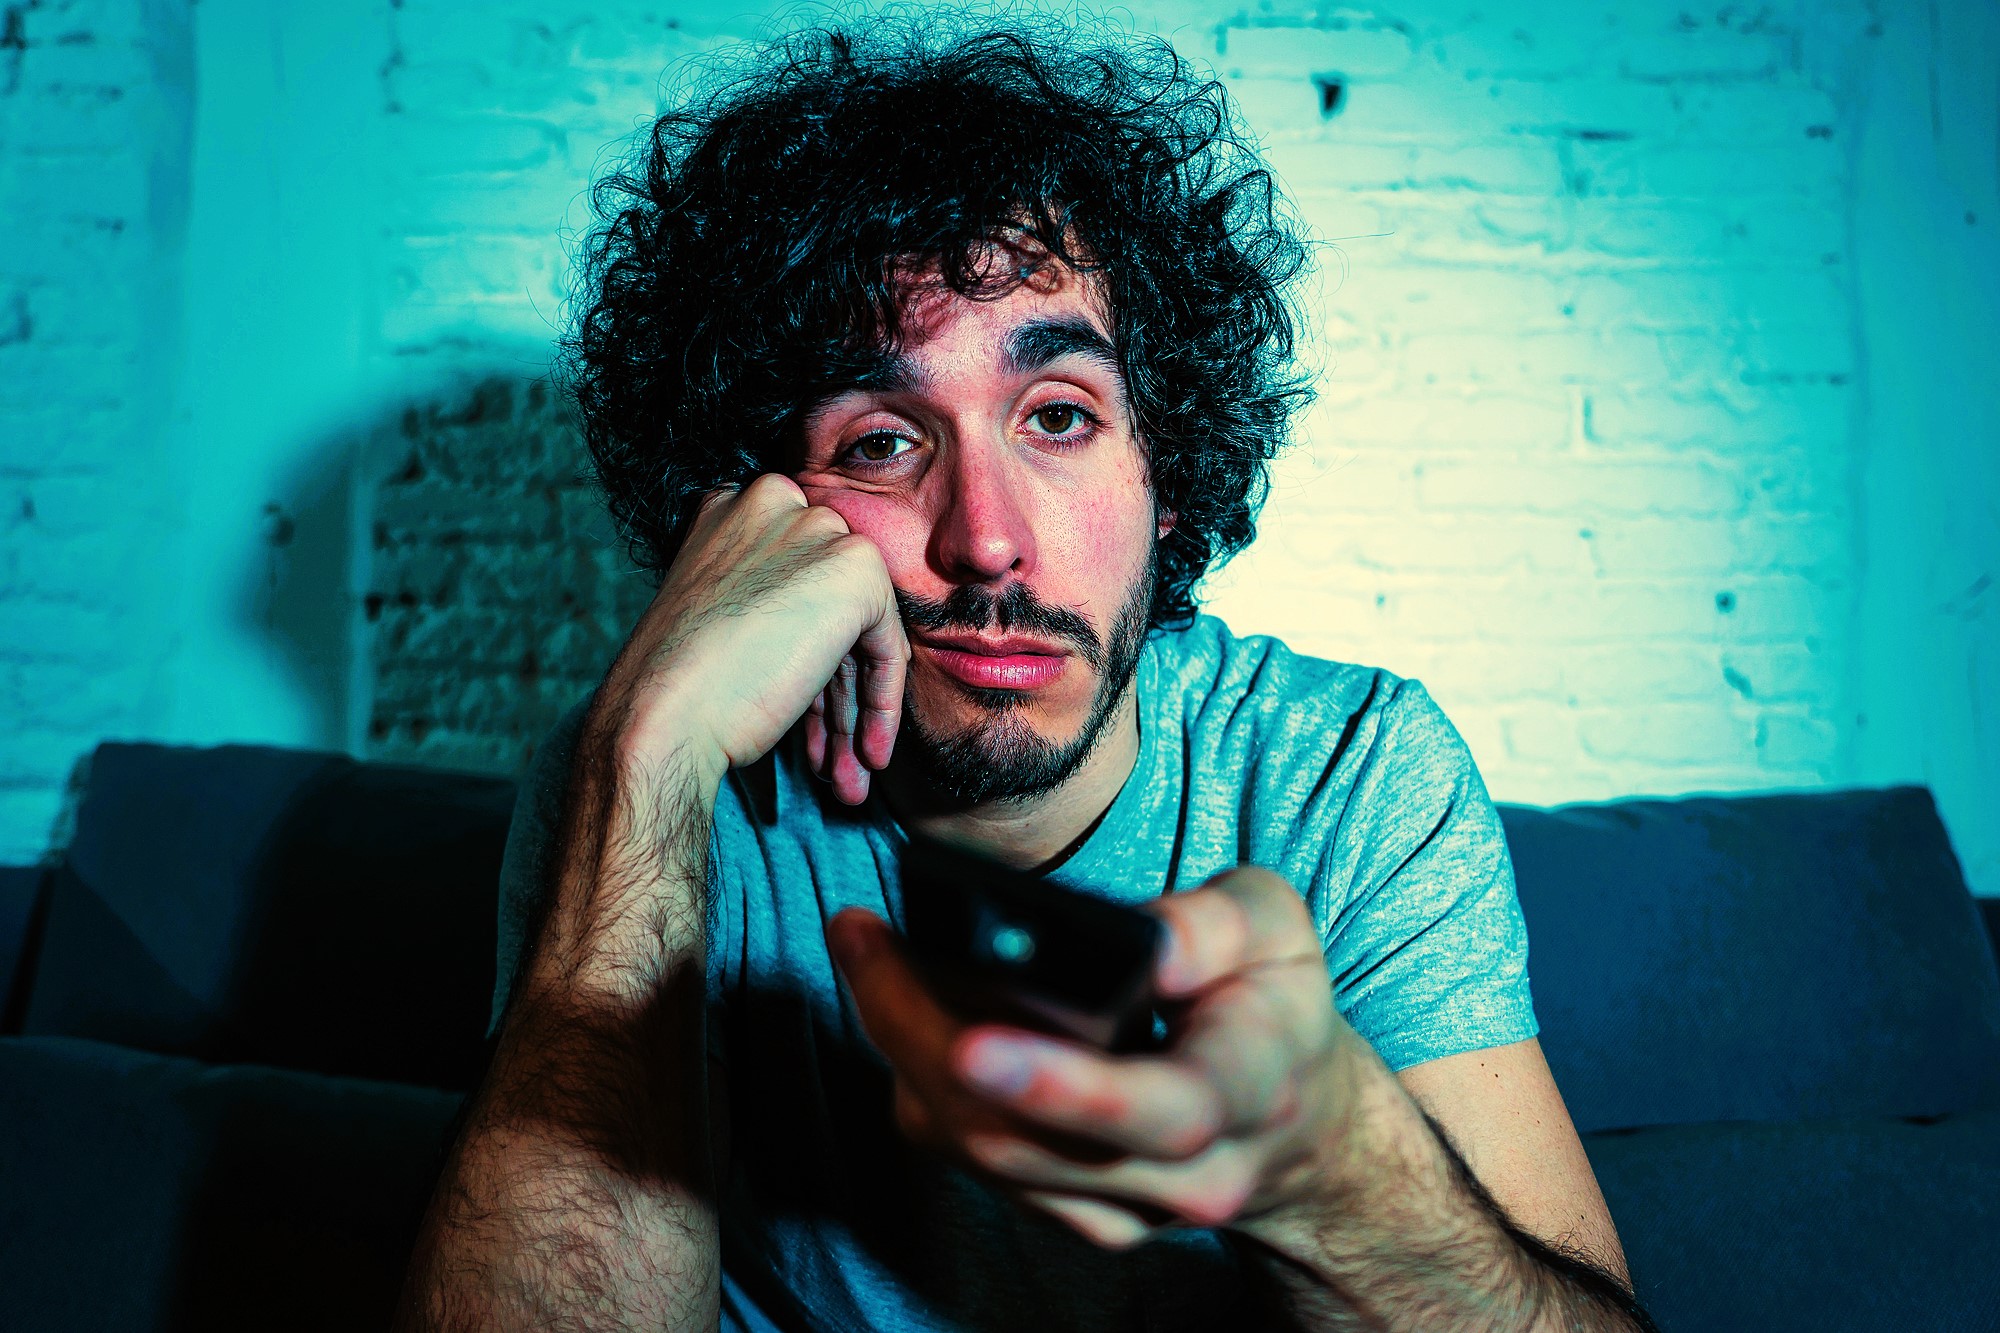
top-left (895, 583), bottom-right (1104, 671)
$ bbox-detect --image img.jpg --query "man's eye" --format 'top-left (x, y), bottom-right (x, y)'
top-left (846, 432), bottom-right (916, 464)
top-left (1030, 402), bottom-right (1096, 437)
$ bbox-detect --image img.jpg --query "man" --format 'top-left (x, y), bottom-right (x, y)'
top-left (398, 21), bottom-right (1653, 1333)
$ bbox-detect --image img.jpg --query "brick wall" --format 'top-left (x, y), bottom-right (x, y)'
top-left (0, 0), bottom-right (192, 862)
top-left (3, 0), bottom-right (1991, 892)
top-left (363, 375), bottom-right (652, 773)
top-left (362, 0), bottom-right (1869, 809)
top-left (1193, 1), bottom-right (1868, 805)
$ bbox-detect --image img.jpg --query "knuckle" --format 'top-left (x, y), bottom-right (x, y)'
top-left (827, 528), bottom-right (876, 558)
top-left (1162, 1101), bottom-right (1223, 1158)
top-left (695, 483), bottom-right (742, 514)
top-left (799, 502), bottom-right (850, 535)
top-left (1268, 1073), bottom-right (1304, 1128)
top-left (745, 472), bottom-right (807, 505)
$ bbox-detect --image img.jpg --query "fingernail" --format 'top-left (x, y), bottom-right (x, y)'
top-left (964, 1038), bottom-right (1037, 1097)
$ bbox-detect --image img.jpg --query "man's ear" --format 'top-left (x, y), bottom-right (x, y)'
top-left (1156, 509), bottom-right (1178, 539)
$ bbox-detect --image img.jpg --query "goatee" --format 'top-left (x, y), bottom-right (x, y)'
top-left (894, 567), bottom-right (1155, 806)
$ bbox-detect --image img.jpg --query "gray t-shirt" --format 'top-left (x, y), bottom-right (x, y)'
top-left (490, 614), bottom-right (1537, 1332)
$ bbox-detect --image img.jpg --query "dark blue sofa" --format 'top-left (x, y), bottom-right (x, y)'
top-left (3, 741), bottom-right (1997, 1330)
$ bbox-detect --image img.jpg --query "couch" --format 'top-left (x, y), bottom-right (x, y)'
top-left (3, 740), bottom-right (1997, 1331)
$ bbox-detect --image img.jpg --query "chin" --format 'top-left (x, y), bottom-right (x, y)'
top-left (897, 664), bottom-right (1121, 806)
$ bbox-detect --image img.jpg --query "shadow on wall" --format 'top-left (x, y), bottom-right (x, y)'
top-left (237, 366), bottom-right (655, 778)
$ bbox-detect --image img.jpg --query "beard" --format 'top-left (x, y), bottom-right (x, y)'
top-left (893, 563), bottom-right (1155, 807)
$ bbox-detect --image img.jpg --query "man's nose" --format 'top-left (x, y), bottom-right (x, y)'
top-left (927, 444), bottom-right (1037, 584)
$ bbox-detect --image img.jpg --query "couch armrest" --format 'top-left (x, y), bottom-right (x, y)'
top-left (0, 866), bottom-right (52, 1034)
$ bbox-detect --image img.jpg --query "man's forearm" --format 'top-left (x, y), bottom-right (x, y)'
top-left (395, 727), bottom-right (723, 1333)
top-left (1234, 1037), bottom-right (1654, 1333)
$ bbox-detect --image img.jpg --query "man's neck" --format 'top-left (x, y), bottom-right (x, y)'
top-left (882, 689), bottom-right (1141, 873)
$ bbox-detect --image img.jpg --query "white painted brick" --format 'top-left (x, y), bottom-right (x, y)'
top-left (1417, 460), bottom-right (1742, 516)
top-left (1502, 706), bottom-right (1583, 764)
top-left (1755, 712), bottom-right (1843, 769)
top-left (1576, 140), bottom-right (1838, 201)
top-left (1274, 514), bottom-right (1591, 576)
top-left (1556, 643), bottom-right (1743, 705)
top-left (1367, 199), bottom-right (1540, 266)
top-left (1311, 389), bottom-right (1574, 448)
top-left (390, 5), bottom-right (552, 72)
top-left (5, 39), bottom-right (155, 95)
top-left (0, 0), bottom-right (1904, 859)
top-left (1564, 268), bottom-right (1849, 331)
top-left (1566, 201), bottom-right (1735, 262)
top-left (1319, 76), bottom-right (1656, 145)
top-left (1578, 705), bottom-right (1758, 768)
top-left (1216, 23), bottom-right (1418, 80)
top-left (383, 168), bottom-right (584, 234)
top-left (1705, 576), bottom-right (1849, 643)
top-left (1380, 647), bottom-right (1567, 706)
top-left (1615, 27), bottom-right (1797, 83)
top-left (388, 232), bottom-right (565, 301)
top-left (1328, 266), bottom-right (1573, 333)
top-left (1667, 84), bottom-right (1843, 143)
top-left (1266, 140), bottom-right (1566, 196)
top-left (1741, 444), bottom-right (1852, 516)
top-left (1268, 453), bottom-right (1419, 513)
top-left (0, 405), bottom-right (129, 475)
top-left (1586, 516), bottom-right (1851, 578)
top-left (389, 114), bottom-right (568, 175)
top-left (1584, 384), bottom-right (1851, 449)
top-left (1400, 328), bottom-right (1692, 387)
top-left (1386, 575), bottom-right (1842, 646)
top-left (1718, 643), bottom-right (1837, 702)
top-left (0, 136), bottom-right (152, 208)
top-left (1428, 15), bottom-right (1613, 81)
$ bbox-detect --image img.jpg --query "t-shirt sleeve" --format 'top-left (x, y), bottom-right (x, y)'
top-left (1312, 679), bottom-right (1537, 1073)
top-left (487, 700), bottom-right (592, 1038)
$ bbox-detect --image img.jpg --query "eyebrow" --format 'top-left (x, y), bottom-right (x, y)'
top-left (808, 314), bottom-right (1128, 428)
top-left (1001, 317), bottom-right (1124, 382)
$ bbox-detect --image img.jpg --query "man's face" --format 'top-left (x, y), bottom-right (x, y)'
top-left (795, 255), bottom-right (1163, 804)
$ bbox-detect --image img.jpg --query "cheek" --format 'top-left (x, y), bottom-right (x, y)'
top-left (800, 486), bottom-right (931, 577)
top-left (1043, 461), bottom-right (1157, 587)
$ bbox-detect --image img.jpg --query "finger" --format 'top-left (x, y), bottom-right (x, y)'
top-left (689, 482), bottom-right (746, 530)
top-left (850, 566), bottom-right (908, 773)
top-left (954, 1029), bottom-right (1225, 1160)
top-left (1170, 967), bottom-right (1328, 1134)
top-left (853, 630), bottom-right (907, 772)
top-left (819, 655), bottom-right (870, 804)
top-left (1019, 1191), bottom-right (1154, 1250)
top-left (976, 1138), bottom-right (1263, 1232)
top-left (804, 693), bottom-right (828, 775)
top-left (826, 909), bottom-right (961, 1092)
top-left (1151, 867), bottom-right (1315, 997)
top-left (741, 471), bottom-right (809, 514)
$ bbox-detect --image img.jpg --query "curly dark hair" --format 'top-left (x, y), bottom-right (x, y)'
top-left (561, 15), bottom-right (1314, 629)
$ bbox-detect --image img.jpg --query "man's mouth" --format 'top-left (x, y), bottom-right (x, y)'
top-left (913, 631), bottom-right (1071, 690)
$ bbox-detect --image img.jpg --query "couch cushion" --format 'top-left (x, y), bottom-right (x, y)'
top-left (0, 1035), bottom-right (463, 1332)
top-left (1502, 787), bottom-right (2000, 1132)
top-left (1585, 1111), bottom-right (2000, 1333)
top-left (21, 743), bottom-right (514, 1089)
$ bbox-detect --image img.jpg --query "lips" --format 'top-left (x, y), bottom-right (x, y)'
top-left (915, 633), bottom-right (1069, 690)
